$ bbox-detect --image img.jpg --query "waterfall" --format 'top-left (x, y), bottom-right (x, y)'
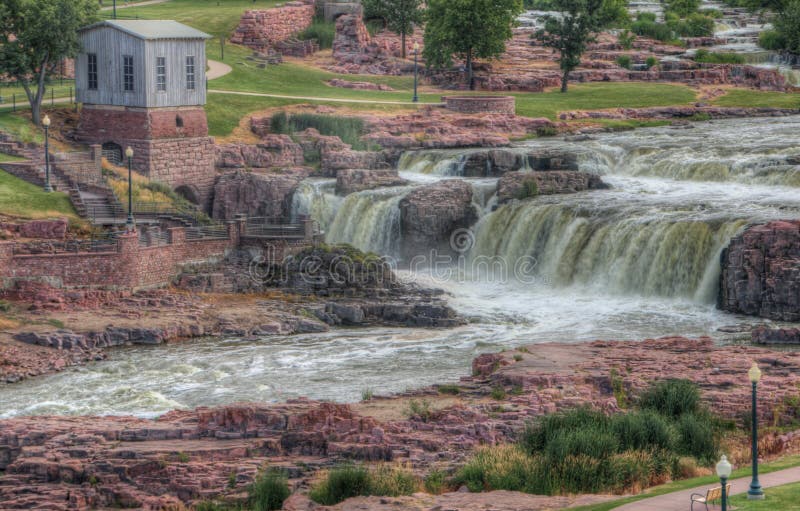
top-left (290, 179), bottom-right (343, 232)
top-left (470, 200), bottom-right (748, 301)
top-left (397, 150), bottom-right (465, 177)
top-left (325, 187), bottom-right (412, 255)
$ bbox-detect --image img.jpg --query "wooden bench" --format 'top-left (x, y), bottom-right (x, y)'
top-left (691, 483), bottom-right (731, 511)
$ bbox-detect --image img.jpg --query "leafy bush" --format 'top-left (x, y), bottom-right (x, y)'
top-left (491, 385), bottom-right (507, 400)
top-left (616, 55), bottom-right (633, 69)
top-left (309, 466), bottom-right (370, 505)
top-left (637, 379), bottom-right (701, 418)
top-left (545, 428), bottom-right (620, 460)
top-left (454, 444), bottom-right (537, 493)
top-left (536, 125), bottom-right (558, 137)
top-left (611, 410), bottom-right (675, 452)
top-left (249, 469), bottom-right (290, 511)
top-left (672, 13), bottom-right (715, 37)
top-left (773, 0), bottom-right (800, 55)
top-left (618, 30), bottom-right (636, 50)
top-left (759, 29), bottom-right (787, 51)
top-left (646, 56), bottom-right (659, 68)
top-left (675, 412), bottom-right (719, 463)
top-left (631, 18), bottom-right (675, 42)
top-left (297, 19), bottom-right (336, 49)
top-left (667, 0), bottom-right (701, 17)
top-left (368, 464), bottom-right (418, 496)
top-left (694, 49), bottom-right (745, 63)
top-left (405, 399), bottom-right (434, 421)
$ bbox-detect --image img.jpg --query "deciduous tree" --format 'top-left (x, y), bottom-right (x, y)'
top-left (423, 0), bottom-right (524, 90)
top-left (0, 0), bottom-right (98, 125)
top-left (362, 0), bottom-right (424, 58)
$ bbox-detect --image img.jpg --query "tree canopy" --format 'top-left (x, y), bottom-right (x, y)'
top-left (362, 0), bottom-right (424, 58)
top-left (423, 0), bottom-right (524, 89)
top-left (0, 0), bottom-right (98, 125)
top-left (534, 0), bottom-right (622, 92)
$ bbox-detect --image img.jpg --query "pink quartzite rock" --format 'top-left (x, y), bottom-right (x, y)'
top-left (211, 168), bottom-right (311, 220)
top-left (720, 221), bottom-right (800, 321)
top-left (336, 169), bottom-right (408, 194)
top-left (215, 136), bottom-right (305, 169)
top-left (0, 218), bottom-right (69, 240)
top-left (497, 171), bottom-right (609, 202)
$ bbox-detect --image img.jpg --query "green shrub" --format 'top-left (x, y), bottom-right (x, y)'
top-left (637, 379), bottom-right (700, 418)
top-left (454, 444), bottom-right (536, 493)
top-left (631, 18), bottom-right (675, 42)
top-left (773, 0), bottom-right (800, 55)
top-left (405, 399), bottom-right (434, 422)
top-left (544, 428), bottom-right (620, 460)
top-left (297, 19), bottom-right (336, 49)
top-left (535, 125), bottom-right (558, 137)
top-left (424, 469), bottom-right (448, 494)
top-left (675, 412), bottom-right (718, 463)
top-left (611, 410), bottom-right (675, 451)
top-left (694, 48), bottom-right (746, 63)
top-left (270, 113), bottom-right (375, 150)
top-left (368, 464), bottom-right (417, 496)
top-left (618, 30), bottom-right (636, 50)
top-left (491, 385), bottom-right (507, 400)
top-left (645, 56), bottom-right (659, 69)
top-left (270, 111), bottom-right (289, 134)
top-left (759, 29), bottom-right (787, 51)
top-left (309, 466), bottom-right (370, 505)
top-left (519, 406), bottom-right (609, 453)
top-left (516, 178), bottom-right (540, 200)
top-left (437, 384), bottom-right (461, 395)
top-left (673, 13), bottom-right (715, 37)
top-left (606, 450), bottom-right (657, 493)
top-left (616, 55), bottom-right (633, 69)
top-left (249, 469), bottom-right (290, 511)
top-left (667, 0), bottom-right (701, 17)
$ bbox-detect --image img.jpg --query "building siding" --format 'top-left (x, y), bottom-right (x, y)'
top-left (76, 26), bottom-right (206, 108)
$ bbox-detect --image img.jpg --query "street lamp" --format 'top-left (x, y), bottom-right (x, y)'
top-left (42, 115), bottom-right (52, 192)
top-left (748, 361), bottom-right (765, 499)
top-left (412, 42), bottom-right (420, 103)
top-left (125, 146), bottom-right (135, 231)
top-left (113, 0), bottom-right (117, 19)
top-left (717, 455), bottom-right (732, 511)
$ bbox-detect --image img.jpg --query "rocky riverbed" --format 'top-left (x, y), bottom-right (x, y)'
top-left (3, 337), bottom-right (800, 510)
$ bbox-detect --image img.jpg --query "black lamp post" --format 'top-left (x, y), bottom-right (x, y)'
top-left (125, 146), bottom-right (135, 231)
top-left (113, 0), bottom-right (117, 19)
top-left (717, 455), bottom-right (732, 511)
top-left (748, 362), bottom-right (765, 499)
top-left (412, 42), bottom-right (420, 103)
top-left (42, 115), bottom-right (53, 193)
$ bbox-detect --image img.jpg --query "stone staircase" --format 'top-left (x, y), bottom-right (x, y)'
top-left (246, 50), bottom-right (283, 67)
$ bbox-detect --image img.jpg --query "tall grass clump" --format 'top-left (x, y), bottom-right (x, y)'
top-left (309, 464), bottom-right (417, 505)
top-left (693, 48), bottom-right (746, 64)
top-left (248, 468), bottom-right (290, 511)
top-left (458, 380), bottom-right (720, 496)
top-left (269, 112), bottom-right (376, 150)
top-left (298, 19), bottom-right (336, 49)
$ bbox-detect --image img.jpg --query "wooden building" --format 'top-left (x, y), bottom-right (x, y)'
top-left (75, 20), bottom-right (217, 210)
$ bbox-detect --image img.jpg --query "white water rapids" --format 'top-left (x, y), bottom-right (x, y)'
top-left (2, 116), bottom-right (800, 418)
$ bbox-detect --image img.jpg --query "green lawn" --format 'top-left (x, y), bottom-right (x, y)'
top-left (514, 82), bottom-right (699, 119)
top-left (0, 169), bottom-right (78, 220)
top-left (570, 455), bottom-right (800, 511)
top-left (712, 88), bottom-right (800, 109)
top-left (0, 112), bottom-right (44, 145)
top-left (101, 0), bottom-right (283, 37)
top-left (731, 481), bottom-right (800, 510)
top-left (0, 153), bottom-right (24, 163)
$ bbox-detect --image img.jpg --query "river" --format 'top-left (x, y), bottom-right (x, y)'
top-left (2, 116), bottom-right (799, 419)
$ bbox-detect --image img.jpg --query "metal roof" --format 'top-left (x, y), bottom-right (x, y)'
top-left (80, 20), bottom-right (211, 40)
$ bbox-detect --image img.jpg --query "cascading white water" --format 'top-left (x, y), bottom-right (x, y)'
top-left (325, 186), bottom-right (412, 254)
top-left (290, 179), bottom-right (343, 232)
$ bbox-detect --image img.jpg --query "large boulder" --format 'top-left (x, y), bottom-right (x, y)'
top-left (497, 171), bottom-right (609, 202)
top-left (459, 148), bottom-right (581, 177)
top-left (211, 169), bottom-right (310, 220)
top-left (336, 169), bottom-right (408, 195)
top-left (215, 136), bottom-right (304, 169)
top-left (719, 220), bottom-right (800, 321)
top-left (399, 180), bottom-right (477, 259)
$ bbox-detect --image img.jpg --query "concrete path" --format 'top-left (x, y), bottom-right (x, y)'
top-left (208, 88), bottom-right (436, 106)
top-left (613, 466), bottom-right (800, 510)
top-left (206, 60), bottom-right (233, 80)
top-left (100, 0), bottom-right (169, 11)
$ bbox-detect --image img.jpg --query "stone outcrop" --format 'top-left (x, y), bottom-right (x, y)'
top-left (330, 15), bottom-right (422, 75)
top-left (230, 2), bottom-right (315, 51)
top-left (399, 180), bottom-right (477, 258)
top-left (497, 171), bottom-right (609, 202)
top-left (211, 168), bottom-right (311, 220)
top-left (720, 220), bottom-right (800, 321)
top-left (459, 148), bottom-right (582, 177)
top-left (215, 136), bottom-right (305, 170)
top-left (335, 168), bottom-right (408, 194)
top-left (753, 326), bottom-right (800, 344)
top-left (332, 14), bottom-right (371, 58)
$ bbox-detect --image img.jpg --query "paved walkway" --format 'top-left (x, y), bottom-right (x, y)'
top-left (614, 466), bottom-right (800, 510)
top-left (100, 0), bottom-right (169, 11)
top-left (206, 60), bottom-right (233, 80)
top-left (208, 88), bottom-right (435, 106)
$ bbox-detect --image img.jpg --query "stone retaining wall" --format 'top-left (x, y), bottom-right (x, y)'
top-left (0, 227), bottom-right (238, 292)
top-left (230, 2), bottom-right (316, 51)
top-left (442, 96), bottom-right (516, 115)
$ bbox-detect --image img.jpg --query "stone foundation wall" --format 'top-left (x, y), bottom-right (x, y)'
top-left (0, 228), bottom-right (237, 292)
top-left (76, 106), bottom-right (216, 210)
top-left (443, 96), bottom-right (516, 115)
top-left (230, 2), bottom-right (316, 51)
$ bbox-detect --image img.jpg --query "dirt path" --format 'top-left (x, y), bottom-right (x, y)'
top-left (206, 60), bottom-right (233, 80)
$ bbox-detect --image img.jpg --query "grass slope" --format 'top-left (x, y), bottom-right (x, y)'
top-left (731, 481), bottom-right (800, 510)
top-left (0, 169), bottom-right (78, 220)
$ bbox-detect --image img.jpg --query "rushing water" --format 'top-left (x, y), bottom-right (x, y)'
top-left (2, 117), bottom-right (800, 418)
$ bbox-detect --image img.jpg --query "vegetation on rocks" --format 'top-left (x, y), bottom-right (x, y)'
top-left (249, 468), bottom-right (290, 511)
top-left (693, 49), bottom-right (746, 64)
top-left (362, 0), bottom-right (424, 58)
top-left (298, 19), bottom-right (336, 50)
top-left (309, 464), bottom-right (417, 505)
top-left (455, 380), bottom-right (722, 496)
top-left (269, 112), bottom-right (375, 150)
